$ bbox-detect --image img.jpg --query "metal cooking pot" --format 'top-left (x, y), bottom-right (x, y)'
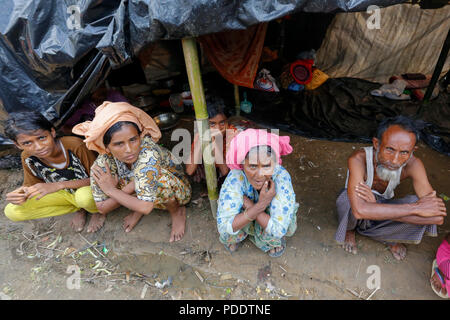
top-left (154, 112), bottom-right (179, 131)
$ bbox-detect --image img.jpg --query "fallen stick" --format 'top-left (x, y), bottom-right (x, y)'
top-left (37, 246), bottom-right (64, 252)
top-left (78, 233), bottom-right (112, 264)
top-left (194, 270), bottom-right (204, 283)
top-left (81, 273), bottom-right (126, 281)
top-left (69, 243), bottom-right (95, 258)
top-left (366, 287), bottom-right (380, 300)
top-left (346, 288), bottom-right (361, 299)
top-left (355, 258), bottom-right (363, 279)
top-left (36, 231), bottom-right (55, 238)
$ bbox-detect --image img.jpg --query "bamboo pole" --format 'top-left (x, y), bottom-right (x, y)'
top-left (182, 38), bottom-right (218, 218)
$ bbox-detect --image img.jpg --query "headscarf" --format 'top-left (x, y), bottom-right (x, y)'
top-left (72, 101), bottom-right (161, 154)
top-left (225, 128), bottom-right (293, 170)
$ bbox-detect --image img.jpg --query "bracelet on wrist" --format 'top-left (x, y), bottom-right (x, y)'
top-left (243, 208), bottom-right (254, 222)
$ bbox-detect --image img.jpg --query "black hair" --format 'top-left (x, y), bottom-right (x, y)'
top-left (206, 96), bottom-right (226, 119)
top-left (376, 115), bottom-right (423, 145)
top-left (103, 121), bottom-right (141, 147)
top-left (4, 111), bottom-right (55, 142)
top-left (245, 145), bottom-right (276, 162)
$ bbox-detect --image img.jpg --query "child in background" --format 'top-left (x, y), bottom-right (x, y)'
top-left (4, 111), bottom-right (100, 232)
top-left (186, 96), bottom-right (239, 187)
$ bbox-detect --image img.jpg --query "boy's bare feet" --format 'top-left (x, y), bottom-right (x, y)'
top-left (123, 211), bottom-right (144, 233)
top-left (343, 230), bottom-right (357, 254)
top-left (70, 210), bottom-right (87, 232)
top-left (387, 243), bottom-right (407, 260)
top-left (86, 213), bottom-right (106, 233)
top-left (169, 206), bottom-right (186, 242)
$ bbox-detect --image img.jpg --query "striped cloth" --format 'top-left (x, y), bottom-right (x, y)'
top-left (335, 188), bottom-right (437, 244)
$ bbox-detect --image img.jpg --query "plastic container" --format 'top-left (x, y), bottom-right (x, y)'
top-left (240, 92), bottom-right (252, 113)
top-left (181, 91), bottom-right (193, 106)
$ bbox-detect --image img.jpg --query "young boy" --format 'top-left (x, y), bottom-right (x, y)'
top-left (185, 96), bottom-right (239, 186)
top-left (4, 111), bottom-right (99, 232)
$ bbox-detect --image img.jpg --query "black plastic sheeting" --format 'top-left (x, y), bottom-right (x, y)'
top-left (4, 0), bottom-right (448, 156)
top-left (0, 0), bottom-right (405, 124)
top-left (244, 78), bottom-right (450, 156)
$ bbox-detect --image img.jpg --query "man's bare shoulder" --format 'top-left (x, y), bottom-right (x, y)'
top-left (348, 148), bottom-right (366, 167)
top-left (403, 154), bottom-right (426, 178)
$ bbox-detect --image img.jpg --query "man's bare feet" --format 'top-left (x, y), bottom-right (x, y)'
top-left (431, 272), bottom-right (447, 296)
top-left (169, 206), bottom-right (186, 242)
top-left (70, 210), bottom-right (87, 232)
top-left (387, 243), bottom-right (407, 261)
top-left (343, 230), bottom-right (357, 254)
top-left (123, 211), bottom-right (144, 233)
top-left (86, 213), bottom-right (106, 233)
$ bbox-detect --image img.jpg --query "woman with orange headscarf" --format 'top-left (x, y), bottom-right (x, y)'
top-left (73, 101), bottom-right (191, 241)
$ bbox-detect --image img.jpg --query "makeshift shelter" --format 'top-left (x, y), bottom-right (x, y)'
top-left (0, 1), bottom-right (448, 140)
top-left (0, 1), bottom-right (449, 211)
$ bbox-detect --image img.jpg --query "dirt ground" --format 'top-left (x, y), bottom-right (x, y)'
top-left (0, 120), bottom-right (449, 300)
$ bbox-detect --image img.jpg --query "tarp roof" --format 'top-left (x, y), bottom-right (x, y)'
top-left (0, 0), bottom-right (406, 124)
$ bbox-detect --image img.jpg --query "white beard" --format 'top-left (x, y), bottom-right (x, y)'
top-left (375, 148), bottom-right (412, 182)
top-left (375, 164), bottom-right (402, 182)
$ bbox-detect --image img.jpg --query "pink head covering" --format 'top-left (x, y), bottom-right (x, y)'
top-left (226, 128), bottom-right (293, 170)
top-left (436, 238), bottom-right (450, 294)
top-left (72, 101), bottom-right (161, 154)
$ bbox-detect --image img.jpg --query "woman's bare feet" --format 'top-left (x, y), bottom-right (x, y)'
top-left (431, 272), bottom-right (447, 296)
top-left (387, 243), bottom-right (407, 261)
top-left (86, 213), bottom-right (106, 233)
top-left (269, 246), bottom-right (284, 255)
top-left (343, 230), bottom-right (357, 254)
top-left (70, 210), bottom-right (87, 232)
top-left (169, 206), bottom-right (186, 242)
top-left (225, 243), bottom-right (239, 253)
top-left (123, 211), bottom-right (144, 233)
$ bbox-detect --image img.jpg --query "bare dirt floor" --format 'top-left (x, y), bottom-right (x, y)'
top-left (0, 120), bottom-right (449, 300)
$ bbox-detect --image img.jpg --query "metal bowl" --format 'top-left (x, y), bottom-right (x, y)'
top-left (154, 112), bottom-right (179, 131)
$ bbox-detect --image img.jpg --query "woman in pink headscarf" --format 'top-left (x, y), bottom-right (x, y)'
top-left (431, 233), bottom-right (450, 299)
top-left (217, 129), bottom-right (299, 257)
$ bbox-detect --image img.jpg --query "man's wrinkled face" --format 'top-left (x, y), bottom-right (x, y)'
top-left (373, 125), bottom-right (417, 181)
top-left (105, 124), bottom-right (141, 164)
top-left (242, 149), bottom-right (276, 191)
top-left (15, 128), bottom-right (57, 159)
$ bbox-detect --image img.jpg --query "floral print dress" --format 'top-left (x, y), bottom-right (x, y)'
top-left (216, 164), bottom-right (298, 252)
top-left (91, 135), bottom-right (191, 210)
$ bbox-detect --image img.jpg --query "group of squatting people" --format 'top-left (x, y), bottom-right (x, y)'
top-left (2, 100), bottom-right (449, 298)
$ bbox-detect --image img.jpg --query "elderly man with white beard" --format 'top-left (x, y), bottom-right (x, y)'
top-left (335, 116), bottom-right (447, 260)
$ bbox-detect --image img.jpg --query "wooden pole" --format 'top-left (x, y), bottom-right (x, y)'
top-left (420, 27), bottom-right (450, 113)
top-left (234, 84), bottom-right (240, 116)
top-left (182, 38), bottom-right (218, 218)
